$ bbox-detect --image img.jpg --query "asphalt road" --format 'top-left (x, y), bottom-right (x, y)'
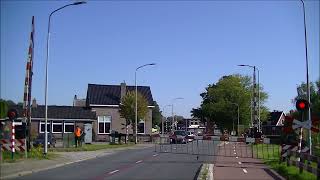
top-left (14, 142), bottom-right (217, 180)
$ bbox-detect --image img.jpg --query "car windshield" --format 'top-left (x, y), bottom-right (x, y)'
top-left (174, 131), bottom-right (187, 136)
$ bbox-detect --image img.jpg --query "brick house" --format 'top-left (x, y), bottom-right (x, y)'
top-left (85, 82), bottom-right (154, 141)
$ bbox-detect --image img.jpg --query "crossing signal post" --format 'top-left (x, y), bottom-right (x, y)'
top-left (7, 109), bottom-right (18, 121)
top-left (296, 99), bottom-right (309, 112)
top-left (295, 99), bottom-right (310, 158)
top-left (7, 109), bottom-right (18, 159)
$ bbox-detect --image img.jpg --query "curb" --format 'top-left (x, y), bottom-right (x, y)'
top-left (196, 163), bottom-right (214, 180)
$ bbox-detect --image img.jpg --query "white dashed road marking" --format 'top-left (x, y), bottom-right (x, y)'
top-left (243, 169), bottom-right (248, 173)
top-left (234, 152), bottom-right (237, 155)
top-left (236, 156), bottom-right (239, 159)
top-left (135, 160), bottom-right (143, 164)
top-left (109, 170), bottom-right (119, 174)
top-left (153, 154), bottom-right (158, 157)
top-left (238, 162), bottom-right (242, 165)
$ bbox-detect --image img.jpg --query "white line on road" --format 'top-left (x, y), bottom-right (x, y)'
top-left (243, 169), bottom-right (248, 174)
top-left (236, 156), bottom-right (239, 159)
top-left (234, 152), bottom-right (236, 155)
top-left (234, 149), bottom-right (236, 151)
top-left (136, 160), bottom-right (143, 164)
top-left (109, 170), bottom-right (119, 174)
top-left (153, 154), bottom-right (158, 157)
top-left (238, 162), bottom-right (242, 165)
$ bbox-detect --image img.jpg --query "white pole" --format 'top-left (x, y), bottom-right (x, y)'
top-left (257, 69), bottom-right (260, 132)
top-left (135, 71), bottom-right (138, 144)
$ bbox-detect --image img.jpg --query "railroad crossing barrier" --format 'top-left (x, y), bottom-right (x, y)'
top-left (0, 139), bottom-right (26, 152)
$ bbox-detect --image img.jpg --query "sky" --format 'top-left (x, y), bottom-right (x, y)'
top-left (1, 0), bottom-right (319, 118)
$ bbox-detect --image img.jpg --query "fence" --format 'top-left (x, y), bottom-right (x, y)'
top-left (153, 136), bottom-right (280, 160)
top-left (285, 150), bottom-right (320, 178)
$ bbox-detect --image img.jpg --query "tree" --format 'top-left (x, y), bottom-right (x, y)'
top-left (191, 74), bottom-right (269, 132)
top-left (119, 91), bottom-right (148, 142)
top-left (0, 100), bottom-right (8, 118)
top-left (152, 101), bottom-right (162, 128)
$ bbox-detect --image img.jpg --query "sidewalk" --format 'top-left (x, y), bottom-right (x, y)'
top-left (0, 144), bottom-right (153, 179)
top-left (213, 142), bottom-right (285, 180)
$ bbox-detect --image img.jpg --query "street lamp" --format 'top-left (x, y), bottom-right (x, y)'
top-left (231, 103), bottom-right (239, 136)
top-left (171, 97), bottom-right (184, 131)
top-left (162, 105), bottom-right (172, 135)
top-left (238, 65), bottom-right (260, 132)
top-left (135, 63), bottom-right (156, 144)
top-left (299, 0), bottom-right (312, 155)
top-left (44, 1), bottom-right (86, 155)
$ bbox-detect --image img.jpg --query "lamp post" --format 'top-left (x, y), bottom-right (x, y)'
top-left (162, 105), bottom-right (172, 135)
top-left (44, 1), bottom-right (86, 155)
top-left (135, 63), bottom-right (156, 144)
top-left (299, 0), bottom-right (312, 155)
top-left (171, 97), bottom-right (184, 131)
top-left (238, 65), bottom-right (260, 132)
top-left (231, 103), bottom-right (239, 136)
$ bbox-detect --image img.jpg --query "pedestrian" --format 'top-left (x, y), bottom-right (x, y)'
top-left (74, 125), bottom-right (81, 148)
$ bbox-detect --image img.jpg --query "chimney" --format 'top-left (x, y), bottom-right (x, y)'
top-left (120, 81), bottom-right (126, 100)
top-left (32, 98), bottom-right (37, 108)
top-left (73, 95), bottom-right (77, 106)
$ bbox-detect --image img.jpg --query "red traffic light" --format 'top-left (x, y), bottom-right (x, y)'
top-left (296, 99), bottom-right (309, 111)
top-left (298, 102), bottom-right (305, 109)
top-left (7, 109), bottom-right (18, 121)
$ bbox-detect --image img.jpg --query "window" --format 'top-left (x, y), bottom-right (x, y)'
top-left (39, 121), bottom-right (51, 133)
top-left (64, 122), bottom-right (75, 133)
top-left (52, 121), bottom-right (62, 133)
top-left (138, 119), bottom-right (145, 134)
top-left (98, 116), bottom-right (111, 134)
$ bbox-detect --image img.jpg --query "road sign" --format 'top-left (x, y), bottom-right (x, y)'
top-left (292, 119), bottom-right (319, 132)
top-left (292, 119), bottom-right (311, 129)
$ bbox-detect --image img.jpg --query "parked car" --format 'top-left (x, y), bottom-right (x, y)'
top-left (170, 130), bottom-right (188, 144)
top-left (186, 131), bottom-right (195, 142)
top-left (33, 133), bottom-right (56, 148)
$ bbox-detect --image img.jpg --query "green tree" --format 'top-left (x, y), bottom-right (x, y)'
top-left (119, 91), bottom-right (148, 141)
top-left (152, 101), bottom-right (162, 128)
top-left (0, 100), bottom-right (8, 118)
top-left (191, 74), bottom-right (269, 132)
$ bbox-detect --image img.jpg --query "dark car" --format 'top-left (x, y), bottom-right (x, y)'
top-left (170, 130), bottom-right (188, 144)
top-left (33, 134), bottom-right (56, 148)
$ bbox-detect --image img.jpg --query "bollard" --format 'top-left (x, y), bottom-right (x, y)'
top-left (286, 151), bottom-right (290, 166)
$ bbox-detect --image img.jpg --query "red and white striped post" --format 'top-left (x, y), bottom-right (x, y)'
top-left (11, 121), bottom-right (15, 159)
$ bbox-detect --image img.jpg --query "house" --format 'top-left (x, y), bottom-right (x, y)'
top-left (0, 102), bottom-right (96, 140)
top-left (262, 110), bottom-right (285, 136)
top-left (86, 82), bottom-right (154, 141)
top-left (1, 82), bottom-right (155, 143)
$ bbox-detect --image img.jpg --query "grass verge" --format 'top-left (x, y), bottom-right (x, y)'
top-left (1, 147), bottom-right (57, 163)
top-left (253, 144), bottom-right (317, 180)
top-left (49, 143), bottom-right (135, 152)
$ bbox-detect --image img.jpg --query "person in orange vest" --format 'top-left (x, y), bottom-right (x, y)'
top-left (74, 126), bottom-right (81, 148)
